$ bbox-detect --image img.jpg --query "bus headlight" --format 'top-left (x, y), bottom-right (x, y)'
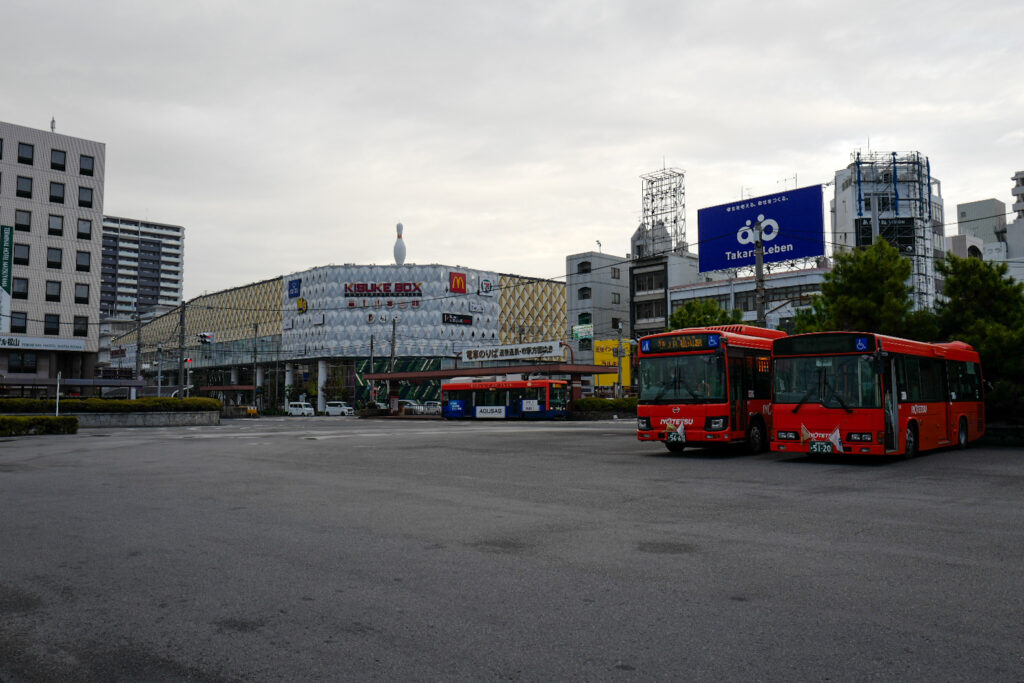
top-left (705, 417), bottom-right (728, 431)
top-left (637, 417), bottom-right (651, 430)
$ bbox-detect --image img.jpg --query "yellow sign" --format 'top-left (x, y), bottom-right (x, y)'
top-left (593, 339), bottom-right (631, 387)
top-left (297, 297), bottom-right (308, 314)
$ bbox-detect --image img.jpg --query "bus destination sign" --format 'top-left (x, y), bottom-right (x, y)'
top-left (642, 333), bottom-right (720, 354)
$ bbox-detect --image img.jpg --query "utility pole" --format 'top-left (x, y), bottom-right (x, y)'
top-left (388, 317), bottom-right (397, 399)
top-left (616, 321), bottom-right (624, 398)
top-left (369, 334), bottom-right (375, 405)
top-left (252, 322), bottom-right (259, 407)
top-left (134, 302), bottom-right (142, 400)
top-left (157, 343), bottom-right (163, 397)
top-left (178, 301), bottom-right (186, 400)
top-left (755, 220), bottom-right (767, 328)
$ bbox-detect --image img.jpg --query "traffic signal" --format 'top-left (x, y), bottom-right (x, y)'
top-left (185, 358), bottom-right (193, 364)
top-left (197, 332), bottom-right (213, 344)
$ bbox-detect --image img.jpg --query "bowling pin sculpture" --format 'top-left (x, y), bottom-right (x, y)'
top-left (394, 222), bottom-right (406, 266)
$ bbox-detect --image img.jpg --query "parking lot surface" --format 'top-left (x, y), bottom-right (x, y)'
top-left (1, 418), bottom-right (1022, 681)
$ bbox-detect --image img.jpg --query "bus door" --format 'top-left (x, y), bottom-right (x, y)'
top-left (508, 388), bottom-right (524, 419)
top-left (883, 357), bottom-right (898, 451)
top-left (728, 356), bottom-right (746, 434)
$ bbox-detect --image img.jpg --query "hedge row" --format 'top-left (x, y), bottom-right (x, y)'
top-left (571, 397), bottom-right (638, 412)
top-left (0, 397), bottom-right (223, 414)
top-left (0, 416), bottom-right (79, 436)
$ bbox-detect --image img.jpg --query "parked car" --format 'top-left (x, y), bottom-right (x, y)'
top-left (285, 402), bottom-right (315, 416)
top-left (324, 401), bottom-right (355, 416)
top-left (423, 400), bottom-right (442, 415)
top-left (398, 399), bottom-right (424, 415)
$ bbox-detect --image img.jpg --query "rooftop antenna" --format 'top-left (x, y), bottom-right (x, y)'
top-left (50, 117), bottom-right (56, 133)
top-left (596, 240), bottom-right (602, 253)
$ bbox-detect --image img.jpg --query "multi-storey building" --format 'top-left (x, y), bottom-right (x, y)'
top-left (956, 198), bottom-right (1006, 245)
top-left (1012, 170), bottom-right (1024, 221)
top-left (566, 251), bottom-right (631, 395)
top-left (112, 264), bottom-right (567, 411)
top-left (1, 121), bottom-right (105, 395)
top-left (101, 216), bottom-right (184, 319)
top-left (831, 150), bottom-right (945, 310)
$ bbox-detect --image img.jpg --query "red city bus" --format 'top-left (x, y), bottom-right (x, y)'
top-left (441, 380), bottom-right (569, 419)
top-left (636, 325), bottom-right (786, 454)
top-left (770, 332), bottom-right (985, 457)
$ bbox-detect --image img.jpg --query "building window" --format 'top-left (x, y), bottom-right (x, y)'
top-left (578, 287), bottom-right (592, 300)
top-left (579, 338), bottom-right (593, 351)
top-left (77, 218), bottom-right (92, 239)
top-left (577, 261), bottom-right (592, 274)
top-left (48, 214), bottom-right (64, 236)
top-left (16, 176), bottom-right (32, 198)
top-left (10, 312), bottom-right (27, 334)
top-left (578, 312), bottom-right (592, 325)
top-left (611, 267), bottom-right (620, 279)
top-left (612, 292), bottom-right (621, 304)
top-left (47, 247), bottom-right (63, 269)
top-left (12, 278), bottom-right (28, 300)
top-left (74, 316), bottom-right (88, 337)
top-left (13, 244), bottom-right (29, 265)
top-left (76, 251), bottom-right (91, 272)
top-left (14, 209), bottom-right (30, 231)
top-left (612, 317), bottom-right (622, 330)
top-left (17, 142), bottom-right (34, 165)
top-left (44, 314), bottom-right (60, 335)
top-left (80, 155), bottom-right (95, 176)
top-left (634, 271), bottom-right (666, 292)
top-left (78, 186), bottom-right (94, 208)
top-left (50, 181), bottom-right (65, 203)
top-left (0, 138), bottom-right (3, 159)
top-left (75, 283), bottom-right (89, 304)
top-left (8, 352), bottom-right (37, 373)
top-left (51, 149), bottom-right (66, 171)
top-left (45, 280), bottom-right (62, 302)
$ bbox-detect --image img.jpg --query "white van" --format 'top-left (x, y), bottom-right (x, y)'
top-left (285, 402), bottom-right (315, 416)
top-left (324, 401), bottom-right (354, 416)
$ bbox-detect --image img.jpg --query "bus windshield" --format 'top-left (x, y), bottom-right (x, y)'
top-left (639, 353), bottom-right (726, 404)
top-left (774, 355), bottom-right (881, 409)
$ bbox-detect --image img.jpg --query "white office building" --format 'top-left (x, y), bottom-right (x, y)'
top-left (1, 120), bottom-right (105, 396)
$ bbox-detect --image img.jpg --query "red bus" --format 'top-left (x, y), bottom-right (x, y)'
top-left (441, 380), bottom-right (569, 419)
top-left (770, 332), bottom-right (985, 457)
top-left (636, 325), bottom-right (786, 454)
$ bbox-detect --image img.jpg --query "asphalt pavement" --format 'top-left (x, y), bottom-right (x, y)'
top-left (1, 417), bottom-right (1022, 681)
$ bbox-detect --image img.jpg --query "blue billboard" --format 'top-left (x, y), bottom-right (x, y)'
top-left (697, 185), bottom-right (824, 272)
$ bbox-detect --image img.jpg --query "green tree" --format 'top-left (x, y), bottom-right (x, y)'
top-left (812, 240), bottom-right (914, 335)
top-left (667, 298), bottom-right (742, 330)
top-left (934, 254), bottom-right (1024, 422)
top-left (935, 254), bottom-right (1024, 337)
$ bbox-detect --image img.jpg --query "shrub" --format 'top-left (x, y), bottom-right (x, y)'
top-left (0, 397), bottom-right (223, 414)
top-left (0, 416), bottom-right (78, 436)
top-left (571, 397), bottom-right (638, 413)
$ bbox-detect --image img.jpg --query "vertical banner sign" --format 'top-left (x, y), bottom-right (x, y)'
top-left (696, 185), bottom-right (825, 272)
top-left (0, 225), bottom-right (13, 334)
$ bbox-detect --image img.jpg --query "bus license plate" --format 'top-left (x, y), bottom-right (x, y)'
top-left (809, 441), bottom-right (833, 454)
top-left (667, 431), bottom-right (685, 443)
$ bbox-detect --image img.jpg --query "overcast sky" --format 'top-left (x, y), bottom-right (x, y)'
top-left (4, 0), bottom-right (1022, 298)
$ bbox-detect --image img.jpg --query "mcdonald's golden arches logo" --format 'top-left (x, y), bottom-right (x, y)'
top-left (449, 271), bottom-right (467, 294)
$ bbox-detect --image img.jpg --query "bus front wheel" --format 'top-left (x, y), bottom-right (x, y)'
top-left (904, 423), bottom-right (919, 459)
top-left (957, 417), bottom-right (969, 449)
top-left (664, 442), bottom-right (685, 454)
top-left (747, 421), bottom-right (766, 454)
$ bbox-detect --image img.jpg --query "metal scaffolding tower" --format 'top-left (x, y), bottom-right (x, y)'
top-left (637, 168), bottom-right (686, 257)
top-left (851, 150), bottom-right (941, 311)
